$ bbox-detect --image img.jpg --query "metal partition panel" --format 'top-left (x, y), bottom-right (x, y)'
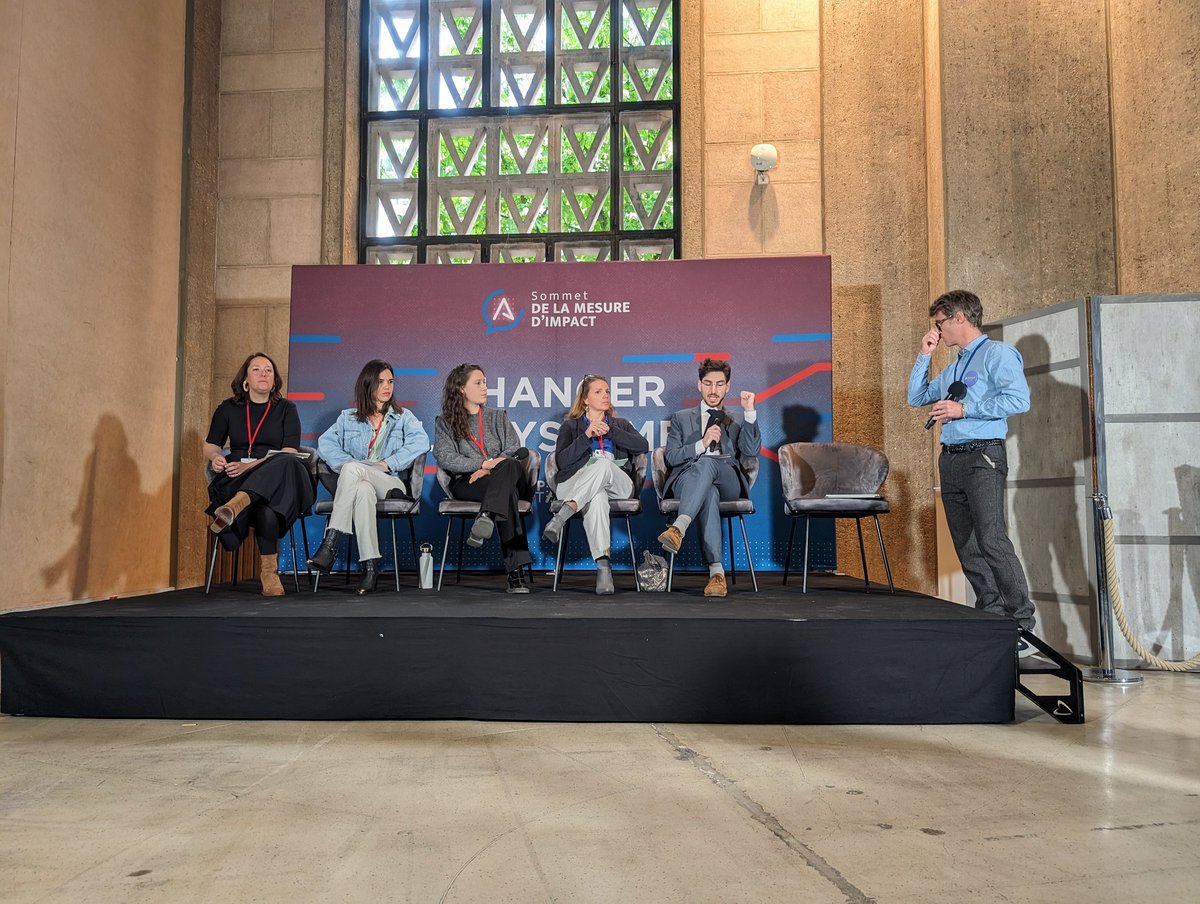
top-left (989, 300), bottom-right (1097, 660)
top-left (1095, 294), bottom-right (1200, 663)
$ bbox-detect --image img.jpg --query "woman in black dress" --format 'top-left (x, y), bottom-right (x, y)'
top-left (203, 352), bottom-right (315, 596)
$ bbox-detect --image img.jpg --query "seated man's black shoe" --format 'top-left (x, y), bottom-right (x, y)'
top-left (506, 569), bottom-right (531, 594)
top-left (308, 529), bottom-right (345, 573)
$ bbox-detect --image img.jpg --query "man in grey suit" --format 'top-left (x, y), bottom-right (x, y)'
top-left (659, 358), bottom-right (760, 597)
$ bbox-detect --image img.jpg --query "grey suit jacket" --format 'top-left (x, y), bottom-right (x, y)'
top-left (663, 406), bottom-right (761, 498)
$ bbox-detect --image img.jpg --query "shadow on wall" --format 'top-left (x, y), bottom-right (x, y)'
top-left (1010, 334), bottom-right (1094, 658)
top-left (1165, 464), bottom-right (1200, 658)
top-left (40, 413), bottom-right (172, 601)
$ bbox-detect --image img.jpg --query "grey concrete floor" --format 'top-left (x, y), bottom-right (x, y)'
top-left (1, 674), bottom-right (1197, 903)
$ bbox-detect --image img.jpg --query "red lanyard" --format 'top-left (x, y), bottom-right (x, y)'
top-left (467, 408), bottom-right (486, 455)
top-left (245, 399), bottom-right (272, 455)
top-left (367, 415), bottom-right (386, 456)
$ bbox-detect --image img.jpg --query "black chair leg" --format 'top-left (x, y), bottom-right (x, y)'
top-left (522, 514), bottom-right (535, 585)
top-left (626, 515), bottom-right (640, 592)
top-left (205, 534), bottom-right (220, 594)
top-left (345, 534), bottom-right (356, 585)
top-left (874, 515), bottom-right (895, 593)
top-left (802, 517), bottom-right (811, 594)
top-left (455, 518), bottom-right (466, 584)
top-left (437, 518), bottom-right (453, 591)
top-left (288, 526), bottom-right (301, 593)
top-left (301, 519), bottom-right (313, 588)
top-left (856, 517), bottom-right (870, 591)
top-left (390, 517), bottom-right (401, 591)
top-left (408, 518), bottom-right (419, 587)
top-left (737, 515), bottom-right (758, 592)
top-left (783, 518), bottom-right (797, 585)
top-left (727, 518), bottom-right (737, 586)
top-left (552, 517), bottom-right (568, 592)
top-left (231, 546), bottom-right (240, 588)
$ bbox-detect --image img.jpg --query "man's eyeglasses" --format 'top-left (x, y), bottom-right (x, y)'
top-left (701, 380), bottom-right (728, 390)
top-left (933, 315), bottom-right (955, 331)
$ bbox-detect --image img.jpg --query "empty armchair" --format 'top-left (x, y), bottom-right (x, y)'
top-left (778, 442), bottom-right (894, 593)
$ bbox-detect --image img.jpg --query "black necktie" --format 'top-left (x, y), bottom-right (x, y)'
top-left (706, 409), bottom-right (723, 451)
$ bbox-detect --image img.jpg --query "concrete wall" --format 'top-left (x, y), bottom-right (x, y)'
top-left (214, 0), bottom-right (325, 409)
top-left (1109, 0), bottom-right (1200, 294)
top-left (695, 0), bottom-right (821, 259)
top-left (821, 1), bottom-right (937, 591)
top-left (0, 1), bottom-right (186, 610)
top-left (940, 0), bottom-right (1117, 319)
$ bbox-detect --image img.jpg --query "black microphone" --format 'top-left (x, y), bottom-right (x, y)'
top-left (706, 408), bottom-right (731, 452)
top-left (508, 446), bottom-right (530, 461)
top-left (925, 380), bottom-right (968, 430)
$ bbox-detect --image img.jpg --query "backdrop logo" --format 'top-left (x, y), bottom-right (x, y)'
top-left (482, 288), bottom-right (524, 335)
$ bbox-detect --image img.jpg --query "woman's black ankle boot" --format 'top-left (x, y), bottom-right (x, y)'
top-left (357, 558), bottom-right (382, 595)
top-left (308, 529), bottom-right (344, 573)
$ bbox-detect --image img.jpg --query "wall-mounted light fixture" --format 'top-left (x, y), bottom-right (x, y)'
top-left (750, 143), bottom-right (779, 185)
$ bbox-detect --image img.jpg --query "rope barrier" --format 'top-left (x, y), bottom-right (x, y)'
top-left (1102, 516), bottom-right (1200, 672)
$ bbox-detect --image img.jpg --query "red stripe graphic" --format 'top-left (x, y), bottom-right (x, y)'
top-left (753, 362), bottom-right (831, 404)
top-left (289, 392), bottom-right (326, 401)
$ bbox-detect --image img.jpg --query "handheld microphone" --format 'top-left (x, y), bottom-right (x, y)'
top-left (508, 446), bottom-right (530, 461)
top-left (706, 409), bottom-right (732, 452)
top-left (925, 380), bottom-right (968, 430)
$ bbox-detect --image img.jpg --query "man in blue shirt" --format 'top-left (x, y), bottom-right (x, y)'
top-left (908, 289), bottom-right (1037, 656)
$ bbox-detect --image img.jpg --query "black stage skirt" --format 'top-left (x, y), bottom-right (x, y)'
top-left (206, 454), bottom-right (315, 551)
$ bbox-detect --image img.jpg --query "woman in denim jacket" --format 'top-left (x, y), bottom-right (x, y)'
top-left (309, 359), bottom-right (430, 594)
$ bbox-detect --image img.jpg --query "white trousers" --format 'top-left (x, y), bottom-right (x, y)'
top-left (554, 457), bottom-right (634, 560)
top-left (328, 460), bottom-right (406, 561)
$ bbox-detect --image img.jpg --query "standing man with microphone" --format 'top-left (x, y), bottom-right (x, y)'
top-left (908, 289), bottom-right (1037, 655)
top-left (659, 358), bottom-right (760, 597)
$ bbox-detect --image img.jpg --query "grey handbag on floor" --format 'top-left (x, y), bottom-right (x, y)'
top-left (636, 550), bottom-right (669, 591)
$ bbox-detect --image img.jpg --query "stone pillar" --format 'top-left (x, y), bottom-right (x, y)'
top-left (939, 0), bottom-right (1117, 318)
top-left (822, 0), bottom-right (937, 591)
top-left (1109, 0), bottom-right (1200, 294)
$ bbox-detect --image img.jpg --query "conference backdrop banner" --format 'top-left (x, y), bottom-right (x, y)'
top-left (287, 256), bottom-right (833, 573)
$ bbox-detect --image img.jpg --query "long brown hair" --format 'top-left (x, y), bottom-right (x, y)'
top-left (566, 374), bottom-right (617, 421)
top-left (440, 363), bottom-right (484, 440)
top-left (231, 352), bottom-right (284, 404)
top-left (354, 359), bottom-right (403, 421)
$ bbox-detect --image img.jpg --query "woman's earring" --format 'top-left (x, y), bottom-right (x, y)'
top-left (243, 381), bottom-right (249, 391)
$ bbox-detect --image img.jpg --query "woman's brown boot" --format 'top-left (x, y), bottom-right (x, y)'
top-left (211, 491), bottom-right (251, 533)
top-left (260, 553), bottom-right (285, 596)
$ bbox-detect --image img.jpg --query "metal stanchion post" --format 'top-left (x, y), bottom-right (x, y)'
top-left (1081, 495), bottom-right (1142, 685)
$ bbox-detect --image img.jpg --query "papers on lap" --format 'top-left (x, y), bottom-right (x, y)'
top-left (265, 450), bottom-right (312, 460)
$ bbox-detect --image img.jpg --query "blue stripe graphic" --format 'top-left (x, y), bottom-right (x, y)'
top-left (771, 333), bottom-right (832, 343)
top-left (622, 353), bottom-right (694, 363)
top-left (389, 368), bottom-right (439, 376)
top-left (290, 335), bottom-right (341, 344)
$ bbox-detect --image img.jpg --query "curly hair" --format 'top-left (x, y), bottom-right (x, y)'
top-left (353, 359), bottom-right (403, 421)
top-left (929, 289), bottom-right (984, 328)
top-left (697, 357), bottom-right (730, 382)
top-left (566, 374), bottom-right (617, 421)
top-left (230, 352), bottom-right (284, 404)
top-left (440, 363), bottom-right (484, 440)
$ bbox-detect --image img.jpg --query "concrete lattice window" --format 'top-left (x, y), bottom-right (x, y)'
top-left (361, 0), bottom-right (680, 264)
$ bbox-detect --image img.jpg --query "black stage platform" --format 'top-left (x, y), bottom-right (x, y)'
top-left (0, 574), bottom-right (1017, 724)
